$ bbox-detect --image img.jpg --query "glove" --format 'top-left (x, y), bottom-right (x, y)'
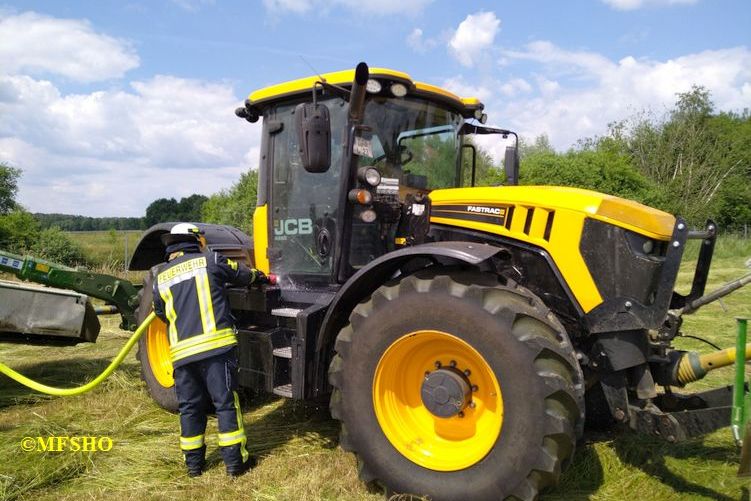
top-left (250, 269), bottom-right (276, 285)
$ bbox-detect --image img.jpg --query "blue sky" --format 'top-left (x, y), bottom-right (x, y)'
top-left (1, 0), bottom-right (749, 216)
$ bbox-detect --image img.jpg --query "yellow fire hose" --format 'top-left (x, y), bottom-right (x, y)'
top-left (0, 312), bottom-right (155, 396)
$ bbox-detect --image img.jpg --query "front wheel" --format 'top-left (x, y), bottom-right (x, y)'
top-left (329, 270), bottom-right (583, 500)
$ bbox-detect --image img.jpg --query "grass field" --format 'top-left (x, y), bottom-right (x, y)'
top-left (66, 230), bottom-right (143, 269)
top-left (0, 235), bottom-right (749, 500)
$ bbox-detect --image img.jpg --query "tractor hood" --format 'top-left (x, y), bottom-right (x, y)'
top-left (429, 185), bottom-right (675, 241)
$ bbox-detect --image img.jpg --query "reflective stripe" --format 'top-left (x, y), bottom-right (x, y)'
top-left (217, 429), bottom-right (245, 446)
top-left (194, 270), bottom-right (216, 334)
top-left (216, 392), bottom-right (249, 462)
top-left (169, 330), bottom-right (237, 363)
top-left (180, 434), bottom-right (205, 451)
top-left (160, 287), bottom-right (179, 345)
top-left (158, 256), bottom-right (207, 285)
top-left (169, 328), bottom-right (235, 354)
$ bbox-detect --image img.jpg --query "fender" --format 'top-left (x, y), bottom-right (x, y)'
top-left (128, 222), bottom-right (254, 271)
top-left (315, 241), bottom-right (507, 352)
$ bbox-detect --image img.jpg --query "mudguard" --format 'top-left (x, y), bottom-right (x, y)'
top-left (128, 222), bottom-right (254, 271)
top-left (316, 241), bottom-right (506, 352)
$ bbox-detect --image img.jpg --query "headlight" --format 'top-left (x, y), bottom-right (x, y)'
top-left (358, 166), bottom-right (381, 187)
top-left (360, 209), bottom-right (377, 223)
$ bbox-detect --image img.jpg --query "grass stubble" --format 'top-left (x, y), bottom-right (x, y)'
top-left (0, 236), bottom-right (749, 500)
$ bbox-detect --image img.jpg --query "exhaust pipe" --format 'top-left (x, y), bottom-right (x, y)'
top-left (348, 62), bottom-right (369, 123)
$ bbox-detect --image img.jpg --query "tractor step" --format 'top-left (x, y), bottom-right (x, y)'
top-left (272, 346), bottom-right (292, 358)
top-left (271, 307), bottom-right (301, 318)
top-left (272, 384), bottom-right (293, 398)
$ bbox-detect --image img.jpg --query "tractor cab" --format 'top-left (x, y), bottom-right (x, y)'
top-left (236, 63), bottom-right (513, 290)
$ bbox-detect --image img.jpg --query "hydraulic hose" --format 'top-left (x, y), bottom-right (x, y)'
top-left (0, 312), bottom-right (156, 396)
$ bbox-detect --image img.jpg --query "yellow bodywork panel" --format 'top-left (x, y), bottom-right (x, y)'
top-left (248, 67), bottom-right (483, 115)
top-left (253, 204), bottom-right (270, 274)
top-left (429, 186), bottom-right (675, 313)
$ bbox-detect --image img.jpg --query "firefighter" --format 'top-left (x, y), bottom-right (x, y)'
top-left (152, 223), bottom-right (269, 477)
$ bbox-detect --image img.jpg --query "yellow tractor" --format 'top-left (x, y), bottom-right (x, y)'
top-left (126, 63), bottom-right (749, 500)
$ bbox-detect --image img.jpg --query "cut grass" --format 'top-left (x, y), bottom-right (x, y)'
top-left (0, 239), bottom-right (749, 500)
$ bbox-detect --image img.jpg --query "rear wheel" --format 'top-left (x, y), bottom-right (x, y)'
top-left (329, 270), bottom-right (583, 500)
top-left (135, 268), bottom-right (179, 412)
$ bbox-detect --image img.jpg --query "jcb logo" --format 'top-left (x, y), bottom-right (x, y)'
top-left (274, 218), bottom-right (313, 239)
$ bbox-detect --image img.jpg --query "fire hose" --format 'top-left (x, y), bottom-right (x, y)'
top-left (0, 312), bottom-right (155, 396)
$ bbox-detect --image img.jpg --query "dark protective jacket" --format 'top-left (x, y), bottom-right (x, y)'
top-left (152, 244), bottom-right (252, 368)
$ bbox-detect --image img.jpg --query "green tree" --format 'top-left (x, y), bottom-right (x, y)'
top-left (619, 86), bottom-right (748, 224)
top-left (0, 163), bottom-right (20, 214)
top-left (201, 170), bottom-right (258, 235)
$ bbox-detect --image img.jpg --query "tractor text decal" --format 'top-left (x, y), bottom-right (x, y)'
top-left (431, 204), bottom-right (512, 227)
top-left (274, 218), bottom-right (314, 240)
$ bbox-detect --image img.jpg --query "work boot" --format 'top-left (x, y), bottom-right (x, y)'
top-left (185, 446), bottom-right (206, 478)
top-left (227, 456), bottom-right (256, 478)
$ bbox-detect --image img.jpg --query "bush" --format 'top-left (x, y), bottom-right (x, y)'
top-left (28, 227), bottom-right (87, 266)
top-left (0, 209), bottom-right (40, 253)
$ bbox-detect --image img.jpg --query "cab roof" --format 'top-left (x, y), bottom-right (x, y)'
top-left (247, 67), bottom-right (483, 118)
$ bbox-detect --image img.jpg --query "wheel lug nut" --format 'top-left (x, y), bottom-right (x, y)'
top-left (471, 385), bottom-right (478, 392)
top-left (458, 411), bottom-right (464, 418)
top-left (464, 369), bottom-right (471, 376)
top-left (434, 361), bottom-right (442, 368)
top-left (469, 401), bottom-right (476, 409)
top-left (449, 360), bottom-right (457, 368)
top-left (424, 371), bottom-right (430, 378)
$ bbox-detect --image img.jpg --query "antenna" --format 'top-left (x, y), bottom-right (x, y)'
top-left (299, 54), bottom-right (351, 96)
top-left (299, 55), bottom-right (326, 83)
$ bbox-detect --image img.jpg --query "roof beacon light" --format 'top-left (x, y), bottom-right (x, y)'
top-left (390, 82), bottom-right (408, 98)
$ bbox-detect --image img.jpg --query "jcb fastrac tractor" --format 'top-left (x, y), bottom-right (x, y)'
top-left (7, 63), bottom-right (749, 500)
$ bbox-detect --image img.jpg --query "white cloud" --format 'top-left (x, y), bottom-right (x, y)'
top-left (499, 78), bottom-right (532, 97)
top-left (0, 73), bottom-right (260, 216)
top-left (406, 28), bottom-right (439, 53)
top-left (490, 43), bottom-right (751, 150)
top-left (170, 0), bottom-right (216, 11)
top-left (0, 12), bottom-right (139, 82)
top-left (448, 11), bottom-right (500, 68)
top-left (263, 0), bottom-right (433, 15)
top-left (602, 0), bottom-right (698, 10)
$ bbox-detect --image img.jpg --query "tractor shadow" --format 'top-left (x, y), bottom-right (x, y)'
top-left (203, 393), bottom-right (338, 468)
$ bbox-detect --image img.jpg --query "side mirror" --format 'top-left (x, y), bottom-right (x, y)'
top-left (504, 146), bottom-right (519, 185)
top-left (296, 102), bottom-right (331, 173)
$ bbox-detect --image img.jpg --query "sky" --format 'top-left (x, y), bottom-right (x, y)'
top-left (1, 0), bottom-right (749, 217)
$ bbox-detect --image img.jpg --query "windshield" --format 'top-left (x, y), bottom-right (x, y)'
top-left (359, 96), bottom-right (465, 196)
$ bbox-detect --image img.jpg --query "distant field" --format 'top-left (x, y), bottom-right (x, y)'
top-left (1, 235), bottom-right (749, 500)
top-left (66, 230), bottom-right (143, 269)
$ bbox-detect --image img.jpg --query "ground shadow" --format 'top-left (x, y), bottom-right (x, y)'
top-left (609, 427), bottom-right (740, 501)
top-left (203, 394), bottom-right (337, 469)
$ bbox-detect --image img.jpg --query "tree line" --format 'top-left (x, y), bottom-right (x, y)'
top-left (1, 85), bottom-right (748, 266)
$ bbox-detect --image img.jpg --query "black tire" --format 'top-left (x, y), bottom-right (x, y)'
top-left (135, 267), bottom-right (179, 413)
top-left (328, 270), bottom-right (584, 501)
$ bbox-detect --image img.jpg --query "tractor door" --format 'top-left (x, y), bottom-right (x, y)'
top-left (267, 97), bottom-right (348, 288)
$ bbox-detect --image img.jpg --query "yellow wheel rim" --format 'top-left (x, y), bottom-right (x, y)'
top-left (146, 315), bottom-right (174, 387)
top-left (373, 330), bottom-right (503, 471)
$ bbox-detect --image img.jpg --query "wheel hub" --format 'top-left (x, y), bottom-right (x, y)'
top-left (421, 368), bottom-right (471, 418)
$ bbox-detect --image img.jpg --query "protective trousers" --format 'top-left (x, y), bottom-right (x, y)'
top-left (174, 348), bottom-right (249, 473)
